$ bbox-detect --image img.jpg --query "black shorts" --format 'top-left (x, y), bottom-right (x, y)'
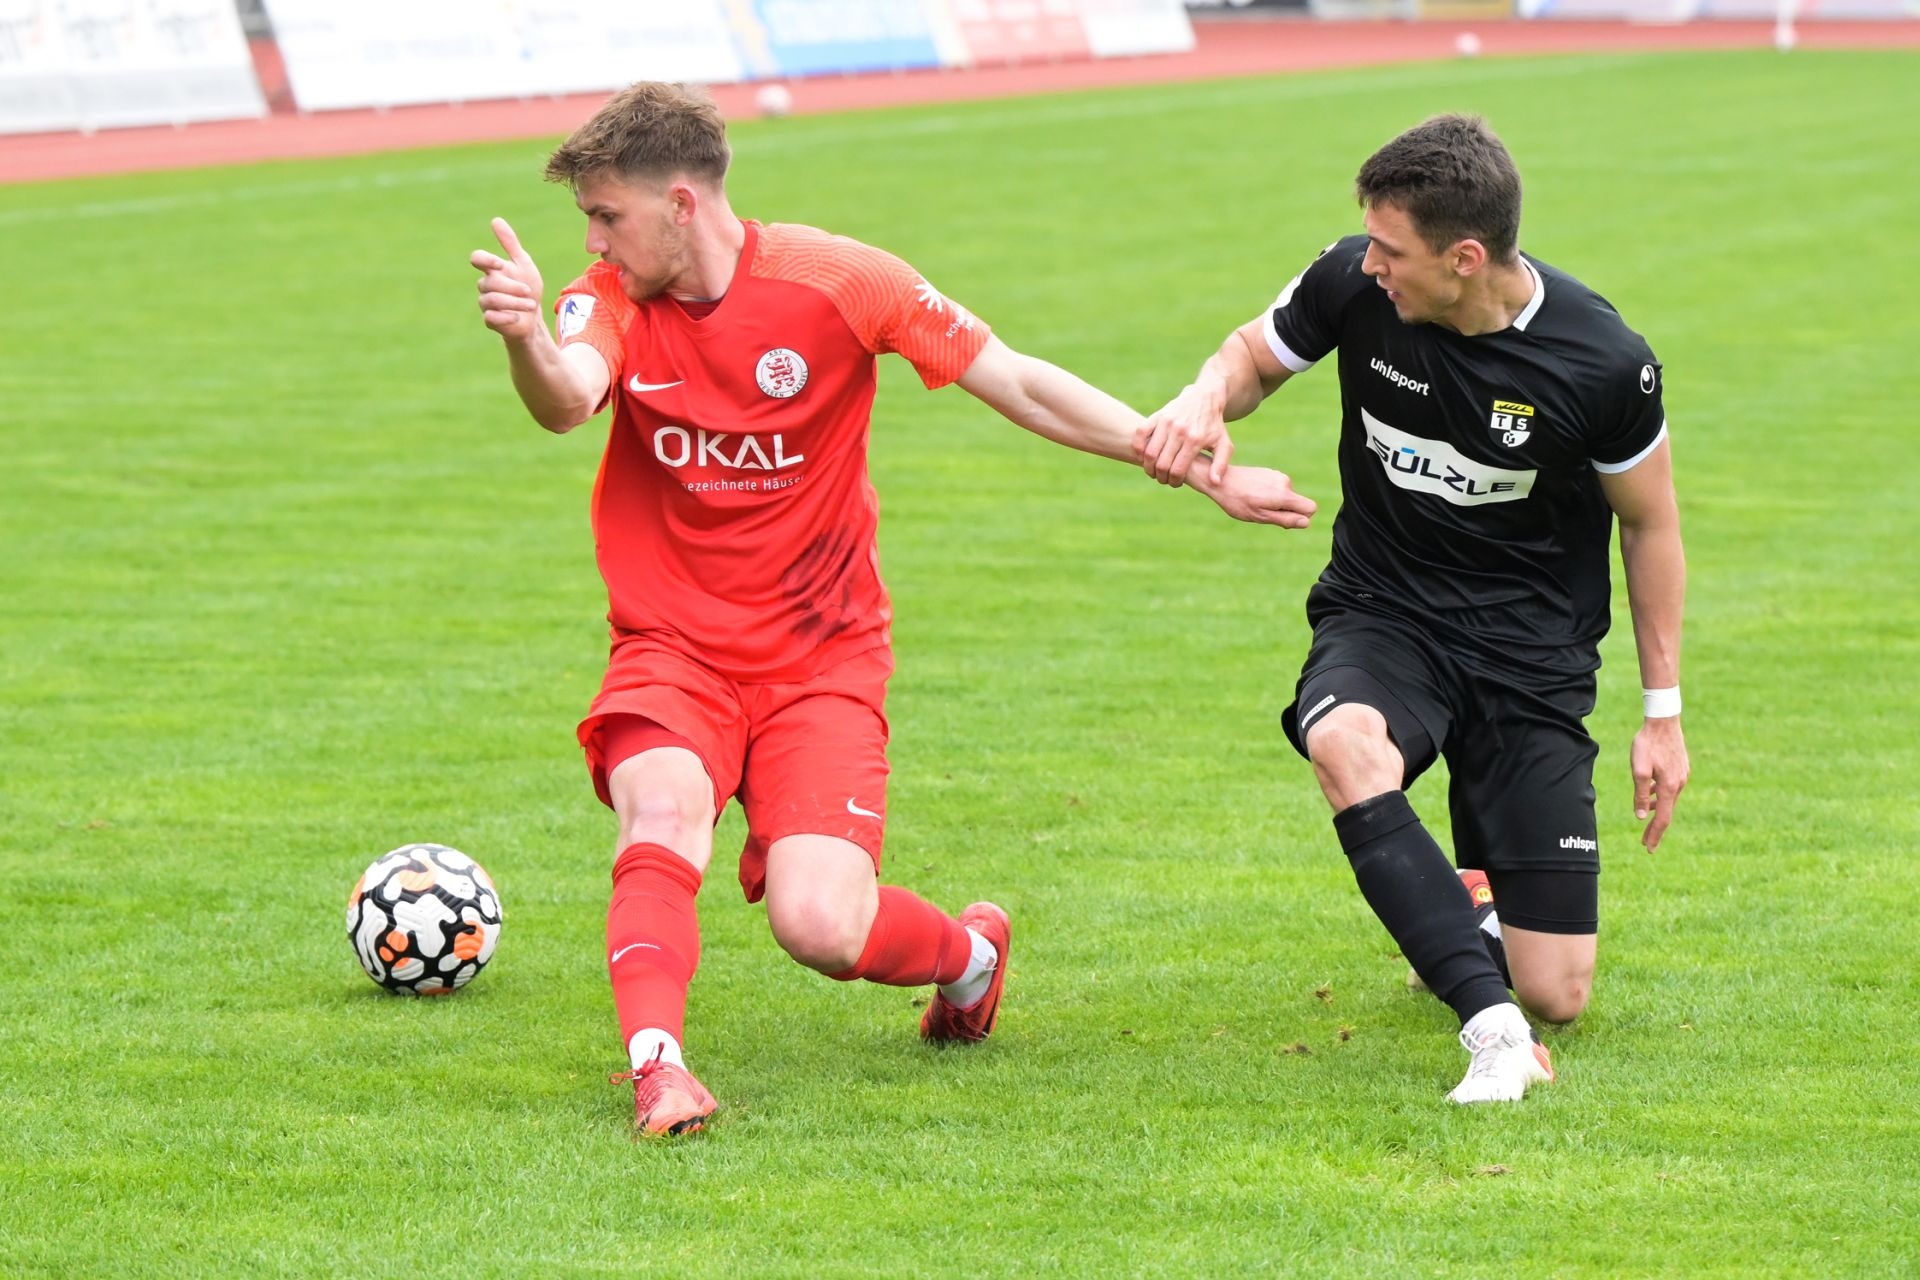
top-left (1281, 605), bottom-right (1603, 922)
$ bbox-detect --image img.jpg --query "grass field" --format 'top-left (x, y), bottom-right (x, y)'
top-left (3, 48), bottom-right (1918, 1278)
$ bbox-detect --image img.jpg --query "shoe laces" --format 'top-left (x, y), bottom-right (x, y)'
top-left (610, 1045), bottom-right (676, 1093)
top-left (1457, 1025), bottom-right (1524, 1079)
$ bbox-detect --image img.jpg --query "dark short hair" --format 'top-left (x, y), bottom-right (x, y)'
top-left (545, 82), bottom-right (730, 189)
top-left (1355, 114), bottom-right (1521, 262)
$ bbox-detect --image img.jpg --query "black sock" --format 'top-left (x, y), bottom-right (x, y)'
top-left (1333, 791), bottom-right (1510, 1026)
top-left (1473, 902), bottom-right (1512, 990)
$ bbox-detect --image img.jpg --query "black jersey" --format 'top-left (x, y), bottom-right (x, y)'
top-left (1266, 234), bottom-right (1666, 681)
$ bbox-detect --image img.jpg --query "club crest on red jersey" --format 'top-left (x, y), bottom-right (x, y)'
top-left (756, 348), bottom-right (809, 399)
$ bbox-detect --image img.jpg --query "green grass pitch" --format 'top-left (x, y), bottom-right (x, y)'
top-left (2, 49), bottom-right (1917, 1278)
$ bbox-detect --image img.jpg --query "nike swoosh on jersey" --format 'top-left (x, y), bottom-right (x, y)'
top-left (628, 377), bottom-right (685, 393)
top-left (846, 798), bottom-right (882, 820)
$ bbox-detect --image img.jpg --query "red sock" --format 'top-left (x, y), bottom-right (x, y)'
top-left (607, 842), bottom-right (703, 1047)
top-left (830, 886), bottom-right (971, 987)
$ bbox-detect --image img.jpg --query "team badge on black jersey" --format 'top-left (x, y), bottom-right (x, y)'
top-left (1489, 398), bottom-right (1536, 449)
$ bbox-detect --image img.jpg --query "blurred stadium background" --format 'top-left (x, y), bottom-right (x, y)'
top-left (2, 0), bottom-right (1917, 165)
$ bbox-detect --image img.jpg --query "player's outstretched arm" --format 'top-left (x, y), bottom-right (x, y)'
top-left (1136, 319), bottom-right (1294, 488)
top-left (954, 336), bottom-right (1315, 528)
top-left (1601, 439), bottom-right (1690, 851)
top-left (470, 217), bottom-right (608, 433)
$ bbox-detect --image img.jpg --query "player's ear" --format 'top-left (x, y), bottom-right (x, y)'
top-left (667, 181), bottom-right (700, 225)
top-left (1451, 238), bottom-right (1489, 277)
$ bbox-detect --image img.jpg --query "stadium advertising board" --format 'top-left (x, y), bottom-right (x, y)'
top-left (261, 0), bottom-right (743, 112)
top-left (1415, 0), bottom-right (1512, 16)
top-left (1526, 0), bottom-right (1916, 10)
top-left (1079, 0), bottom-right (1196, 55)
top-left (1182, 0), bottom-right (1310, 12)
top-left (733, 0), bottom-right (944, 77)
top-left (1509, 0), bottom-right (1918, 13)
top-left (0, 0), bottom-right (263, 135)
top-left (1307, 0), bottom-right (1417, 14)
top-left (1700, 0), bottom-right (1917, 11)
top-left (263, 0), bottom-right (1195, 114)
top-left (492, 4), bottom-right (745, 95)
top-left (907, 0), bottom-right (1196, 66)
top-left (946, 0), bottom-right (1094, 65)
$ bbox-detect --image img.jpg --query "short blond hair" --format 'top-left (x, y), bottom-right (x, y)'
top-left (545, 82), bottom-right (730, 189)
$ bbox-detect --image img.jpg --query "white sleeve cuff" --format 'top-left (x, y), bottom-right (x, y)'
top-left (1262, 310), bottom-right (1317, 374)
top-left (1593, 420), bottom-right (1668, 474)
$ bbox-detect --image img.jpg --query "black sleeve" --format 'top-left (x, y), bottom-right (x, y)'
top-left (1589, 336), bottom-right (1667, 472)
top-left (1264, 235), bottom-right (1369, 371)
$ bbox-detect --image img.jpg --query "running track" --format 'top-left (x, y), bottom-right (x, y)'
top-left (3, 19), bottom-right (1915, 184)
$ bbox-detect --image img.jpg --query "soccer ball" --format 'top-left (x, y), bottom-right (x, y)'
top-left (347, 843), bottom-right (503, 995)
top-left (755, 83), bottom-right (793, 118)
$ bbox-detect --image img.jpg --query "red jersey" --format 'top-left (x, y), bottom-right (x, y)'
top-left (555, 220), bottom-right (991, 682)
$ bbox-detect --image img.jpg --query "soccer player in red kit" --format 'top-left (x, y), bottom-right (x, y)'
top-left (471, 83), bottom-right (1316, 1136)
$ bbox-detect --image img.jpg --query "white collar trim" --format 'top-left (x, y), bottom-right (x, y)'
top-left (1513, 258), bottom-right (1546, 332)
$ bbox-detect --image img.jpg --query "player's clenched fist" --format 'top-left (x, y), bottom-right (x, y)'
top-left (471, 217), bottom-right (547, 342)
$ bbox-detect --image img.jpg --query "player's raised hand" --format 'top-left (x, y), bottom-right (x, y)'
top-left (1137, 385), bottom-right (1233, 489)
top-left (471, 217), bottom-right (546, 341)
top-left (1203, 465), bottom-right (1316, 528)
top-left (1631, 716), bottom-right (1689, 851)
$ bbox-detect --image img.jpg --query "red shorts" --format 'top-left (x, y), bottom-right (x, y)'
top-left (578, 635), bottom-right (893, 903)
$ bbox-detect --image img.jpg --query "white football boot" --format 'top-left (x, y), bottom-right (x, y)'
top-left (1447, 1004), bottom-right (1554, 1104)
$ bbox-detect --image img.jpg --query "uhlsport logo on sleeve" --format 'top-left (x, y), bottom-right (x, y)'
top-left (1489, 397), bottom-right (1536, 449)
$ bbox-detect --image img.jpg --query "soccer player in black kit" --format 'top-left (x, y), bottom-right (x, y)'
top-left (1135, 115), bottom-right (1690, 1103)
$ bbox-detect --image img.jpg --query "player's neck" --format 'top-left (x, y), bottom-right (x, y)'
top-left (1436, 259), bottom-right (1534, 337)
top-left (666, 204), bottom-right (748, 304)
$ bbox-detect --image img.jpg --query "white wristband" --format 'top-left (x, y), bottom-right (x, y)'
top-left (1642, 686), bottom-right (1682, 719)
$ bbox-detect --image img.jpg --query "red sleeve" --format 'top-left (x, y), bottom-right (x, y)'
top-left (554, 263), bottom-right (634, 390)
top-left (756, 226), bottom-right (992, 389)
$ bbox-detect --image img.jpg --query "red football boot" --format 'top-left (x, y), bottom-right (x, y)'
top-left (611, 1049), bottom-right (717, 1136)
top-left (919, 902), bottom-right (1011, 1043)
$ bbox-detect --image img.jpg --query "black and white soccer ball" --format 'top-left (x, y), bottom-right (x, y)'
top-left (347, 843), bottom-right (503, 995)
